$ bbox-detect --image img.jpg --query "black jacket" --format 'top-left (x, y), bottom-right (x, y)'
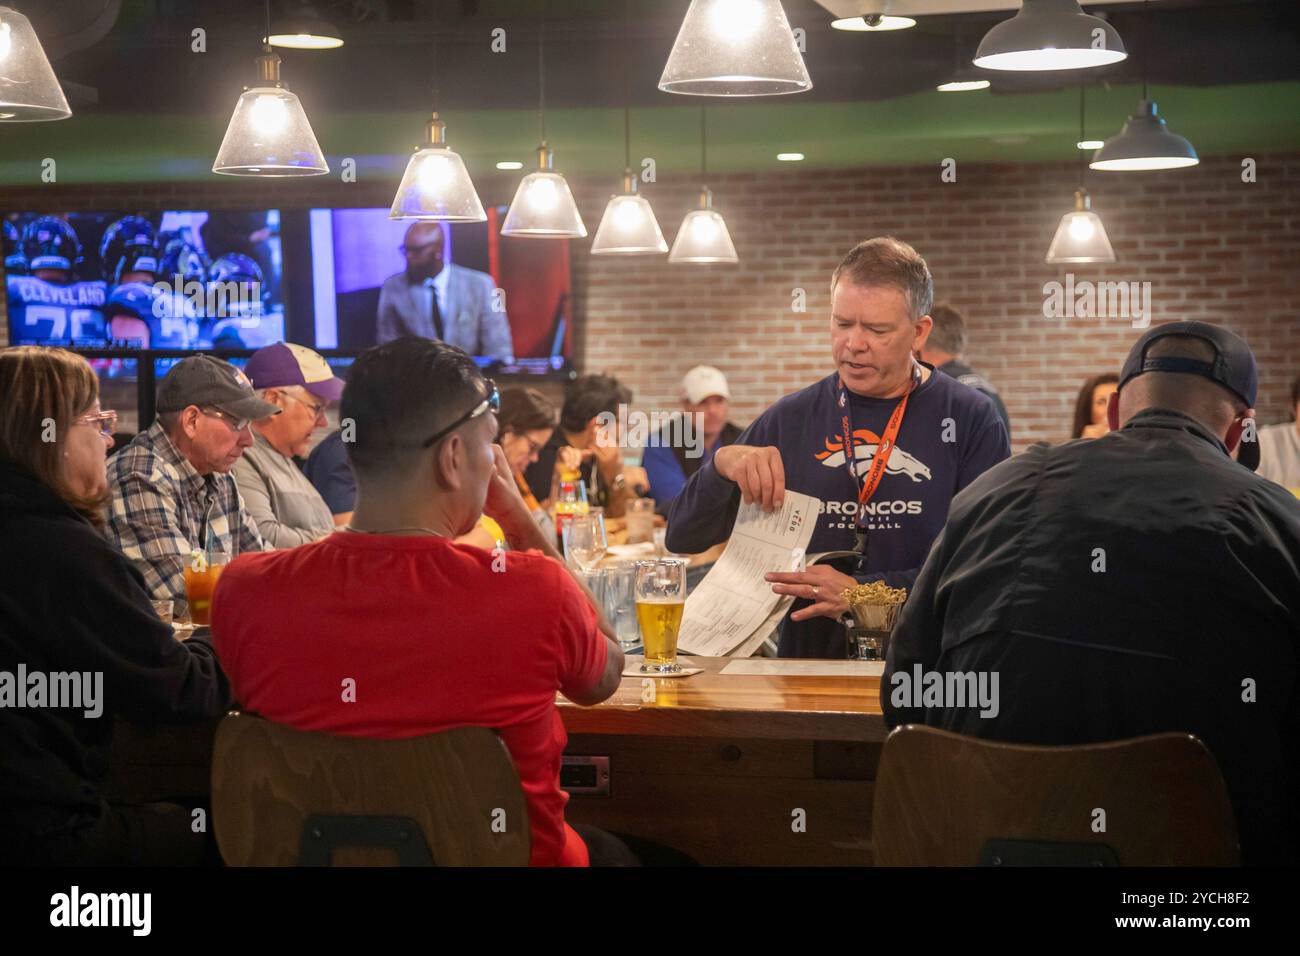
top-left (0, 462), bottom-right (232, 850)
top-left (883, 409), bottom-right (1300, 864)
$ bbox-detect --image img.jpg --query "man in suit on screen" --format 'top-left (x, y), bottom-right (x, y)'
top-left (376, 222), bottom-right (514, 361)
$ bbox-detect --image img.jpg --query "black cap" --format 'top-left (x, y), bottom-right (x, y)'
top-left (1118, 321), bottom-right (1259, 470)
top-left (156, 355), bottom-right (281, 421)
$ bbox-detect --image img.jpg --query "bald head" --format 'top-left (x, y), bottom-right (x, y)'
top-left (1116, 334), bottom-right (1250, 439)
top-left (403, 222), bottom-right (445, 281)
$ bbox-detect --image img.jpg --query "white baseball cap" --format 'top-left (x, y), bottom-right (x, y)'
top-left (682, 366), bottom-right (731, 405)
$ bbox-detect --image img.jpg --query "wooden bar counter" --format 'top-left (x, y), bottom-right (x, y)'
top-left (557, 657), bottom-right (886, 866)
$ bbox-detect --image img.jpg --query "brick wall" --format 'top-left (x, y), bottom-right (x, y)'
top-left (573, 152), bottom-right (1300, 451)
top-left (3, 152), bottom-right (1298, 450)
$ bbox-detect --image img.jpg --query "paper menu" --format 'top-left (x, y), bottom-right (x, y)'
top-left (677, 491), bottom-right (820, 657)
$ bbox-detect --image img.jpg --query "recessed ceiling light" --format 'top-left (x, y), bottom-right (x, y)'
top-left (776, 152), bottom-right (804, 162)
top-left (496, 161), bottom-right (524, 170)
top-left (937, 79), bottom-right (991, 93)
top-left (1076, 139), bottom-right (1105, 150)
top-left (831, 15), bottom-right (916, 32)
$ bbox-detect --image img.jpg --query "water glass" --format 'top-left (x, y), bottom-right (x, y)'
top-left (563, 511), bottom-right (608, 571)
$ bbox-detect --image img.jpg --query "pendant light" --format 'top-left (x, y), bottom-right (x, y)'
top-left (390, 10), bottom-right (485, 222)
top-left (974, 0), bottom-right (1126, 72)
top-left (592, 1), bottom-right (667, 255)
top-left (267, 2), bottom-right (344, 49)
top-left (831, 15), bottom-right (916, 32)
top-left (937, 30), bottom-right (990, 93)
top-left (659, 0), bottom-right (811, 97)
top-left (213, 1), bottom-right (328, 176)
top-left (0, 5), bottom-right (71, 121)
top-left (501, 15), bottom-right (586, 238)
top-left (669, 107), bottom-right (738, 264)
top-left (1047, 86), bottom-right (1115, 264)
top-left (1089, 3), bottom-right (1196, 171)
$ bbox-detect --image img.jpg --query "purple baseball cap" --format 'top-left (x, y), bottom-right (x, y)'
top-left (244, 342), bottom-right (345, 402)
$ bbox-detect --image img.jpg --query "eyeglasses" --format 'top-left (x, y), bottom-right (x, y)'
top-left (421, 380), bottom-right (500, 449)
top-left (201, 407), bottom-right (251, 432)
top-left (282, 390), bottom-right (327, 419)
top-left (400, 240), bottom-right (441, 256)
top-left (74, 410), bottom-right (118, 438)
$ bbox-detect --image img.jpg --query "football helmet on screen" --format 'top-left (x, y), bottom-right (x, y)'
top-left (21, 216), bottom-right (81, 272)
top-left (100, 215), bottom-right (160, 285)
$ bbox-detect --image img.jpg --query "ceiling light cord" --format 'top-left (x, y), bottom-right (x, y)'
top-left (1079, 82), bottom-right (1087, 187)
top-left (538, 11), bottom-right (547, 144)
top-left (1142, 0), bottom-right (1150, 100)
top-left (700, 105), bottom-right (708, 183)
top-left (264, 0), bottom-right (272, 53)
top-left (622, 0), bottom-right (631, 171)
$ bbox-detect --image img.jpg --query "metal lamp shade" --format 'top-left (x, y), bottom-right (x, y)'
top-left (659, 0), bottom-right (811, 96)
top-left (390, 147), bottom-right (486, 221)
top-left (1090, 99), bottom-right (1199, 171)
top-left (1045, 191), bottom-right (1116, 263)
top-left (501, 171), bottom-right (587, 239)
top-left (212, 86), bottom-right (328, 176)
top-left (267, 4), bottom-right (344, 49)
top-left (0, 6), bottom-right (71, 121)
top-left (974, 0), bottom-right (1127, 72)
top-left (591, 192), bottom-right (668, 255)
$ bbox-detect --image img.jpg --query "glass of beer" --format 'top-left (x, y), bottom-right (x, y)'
top-left (635, 558), bottom-right (686, 673)
top-left (184, 550), bottom-right (229, 627)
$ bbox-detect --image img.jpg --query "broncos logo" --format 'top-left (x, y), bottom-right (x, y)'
top-left (814, 429), bottom-right (932, 482)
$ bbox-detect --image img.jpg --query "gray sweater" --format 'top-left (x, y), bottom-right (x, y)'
top-left (232, 431), bottom-right (335, 549)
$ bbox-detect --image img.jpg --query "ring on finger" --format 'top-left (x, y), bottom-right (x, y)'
top-left (810, 585), bottom-right (819, 598)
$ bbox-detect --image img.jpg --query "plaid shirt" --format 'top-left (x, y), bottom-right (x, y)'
top-left (107, 421), bottom-right (264, 611)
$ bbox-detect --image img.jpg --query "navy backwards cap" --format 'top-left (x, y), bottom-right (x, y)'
top-left (1118, 321), bottom-right (1259, 470)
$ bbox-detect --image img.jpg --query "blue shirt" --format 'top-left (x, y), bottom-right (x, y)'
top-left (302, 431), bottom-right (356, 516)
top-left (642, 421), bottom-right (740, 513)
top-left (7, 275), bottom-right (106, 344)
top-left (666, 366), bottom-right (1011, 658)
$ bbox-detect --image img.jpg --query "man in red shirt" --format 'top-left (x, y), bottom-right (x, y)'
top-left (212, 337), bottom-right (626, 866)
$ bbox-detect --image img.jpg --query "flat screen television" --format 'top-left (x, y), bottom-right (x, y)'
top-left (306, 206), bottom-right (572, 372)
top-left (3, 209), bottom-right (286, 349)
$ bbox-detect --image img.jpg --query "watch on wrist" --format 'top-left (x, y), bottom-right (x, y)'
top-left (610, 472), bottom-right (628, 492)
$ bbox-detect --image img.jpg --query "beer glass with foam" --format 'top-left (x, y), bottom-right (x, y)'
top-left (635, 558), bottom-right (686, 673)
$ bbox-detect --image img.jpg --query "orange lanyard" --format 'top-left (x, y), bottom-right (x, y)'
top-left (837, 365), bottom-right (919, 517)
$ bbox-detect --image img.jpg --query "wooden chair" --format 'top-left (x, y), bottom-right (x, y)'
top-left (872, 726), bottom-right (1239, 866)
top-left (212, 712), bottom-right (530, 866)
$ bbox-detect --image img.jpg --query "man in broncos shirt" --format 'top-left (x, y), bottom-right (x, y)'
top-left (666, 237), bottom-right (1011, 658)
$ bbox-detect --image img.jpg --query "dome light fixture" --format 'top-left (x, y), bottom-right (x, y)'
top-left (659, 0), bottom-right (812, 97)
top-left (266, 2), bottom-right (344, 50)
top-left (0, 5), bottom-right (72, 121)
top-left (831, 15), bottom-right (916, 32)
top-left (501, 18), bottom-right (585, 239)
top-left (212, 50), bottom-right (328, 176)
top-left (670, 108), bottom-right (738, 264)
top-left (1046, 188), bottom-right (1116, 263)
top-left (390, 18), bottom-right (485, 221)
top-left (974, 0), bottom-right (1127, 72)
top-left (214, 2), bottom-right (327, 176)
top-left (1090, 98), bottom-right (1198, 171)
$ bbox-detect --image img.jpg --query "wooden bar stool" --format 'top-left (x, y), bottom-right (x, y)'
top-left (212, 712), bottom-right (530, 866)
top-left (872, 725), bottom-right (1239, 866)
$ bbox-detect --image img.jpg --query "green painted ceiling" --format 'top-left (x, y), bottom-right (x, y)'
top-left (0, 81), bottom-right (1296, 185)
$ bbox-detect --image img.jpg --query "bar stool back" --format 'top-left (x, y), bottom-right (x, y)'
top-left (872, 725), bottom-right (1239, 866)
top-left (212, 712), bottom-right (530, 866)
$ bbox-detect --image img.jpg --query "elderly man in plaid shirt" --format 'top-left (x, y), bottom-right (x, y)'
top-left (107, 355), bottom-right (280, 617)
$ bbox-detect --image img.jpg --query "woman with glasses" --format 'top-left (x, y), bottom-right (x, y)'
top-left (496, 387), bottom-right (561, 511)
top-left (0, 346), bottom-right (232, 865)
